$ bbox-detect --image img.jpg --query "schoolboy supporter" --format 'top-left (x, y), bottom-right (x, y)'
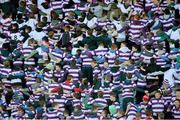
top-left (105, 43), bottom-right (118, 67)
top-left (112, 109), bottom-right (126, 120)
top-left (60, 75), bottom-right (75, 94)
top-left (139, 95), bottom-right (150, 119)
top-left (45, 103), bottom-right (62, 119)
top-left (80, 44), bottom-right (94, 86)
top-left (90, 91), bottom-right (108, 114)
top-left (24, 65), bottom-right (37, 88)
top-left (71, 105), bottom-right (85, 119)
top-left (148, 90), bottom-right (165, 119)
top-left (128, 15), bottom-right (145, 41)
top-left (125, 102), bottom-right (138, 120)
top-left (67, 60), bottom-right (81, 85)
top-left (171, 99), bottom-right (180, 119)
top-left (54, 63), bottom-right (65, 82)
top-left (121, 73), bottom-right (135, 111)
top-left (116, 41), bottom-right (131, 62)
top-left (43, 63), bottom-right (54, 85)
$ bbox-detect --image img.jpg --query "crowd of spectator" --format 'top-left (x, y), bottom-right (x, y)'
top-left (0, 0), bottom-right (180, 119)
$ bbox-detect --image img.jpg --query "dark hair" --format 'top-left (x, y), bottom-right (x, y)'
top-left (176, 89), bottom-right (180, 92)
top-left (98, 91), bottom-right (104, 98)
top-left (74, 92), bottom-right (81, 99)
top-left (17, 14), bottom-right (23, 20)
top-left (174, 40), bottom-right (179, 48)
top-left (145, 44), bottom-right (152, 51)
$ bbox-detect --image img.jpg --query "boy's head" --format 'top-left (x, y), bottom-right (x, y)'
top-left (3, 61), bottom-right (10, 68)
top-left (76, 49), bottom-right (82, 55)
top-left (110, 92), bottom-right (116, 102)
top-left (98, 91), bottom-right (104, 98)
top-left (66, 75), bottom-right (73, 82)
top-left (74, 105), bottom-right (81, 111)
top-left (55, 63), bottom-right (61, 71)
top-left (102, 108), bottom-right (109, 117)
top-left (176, 89), bottom-right (180, 98)
top-left (64, 25), bottom-right (70, 32)
top-left (48, 31), bottom-right (54, 38)
top-left (73, 92), bottom-right (81, 99)
top-left (155, 90), bottom-right (162, 99)
top-left (25, 26), bottom-right (32, 33)
top-left (126, 73), bottom-right (132, 79)
top-left (174, 99), bottom-right (180, 108)
top-left (92, 105), bottom-right (98, 112)
top-left (12, 23), bottom-right (19, 30)
top-left (82, 78), bottom-right (88, 85)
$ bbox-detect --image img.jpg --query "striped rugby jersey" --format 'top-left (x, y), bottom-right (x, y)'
top-left (171, 105), bottom-right (180, 119)
top-left (148, 97), bottom-right (165, 113)
top-left (21, 46), bottom-right (35, 65)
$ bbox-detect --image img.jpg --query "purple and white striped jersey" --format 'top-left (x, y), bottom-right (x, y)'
top-left (128, 20), bottom-right (145, 39)
top-left (140, 102), bottom-right (148, 119)
top-left (103, 89), bottom-right (112, 100)
top-left (51, 1), bottom-right (64, 11)
top-left (105, 50), bottom-right (117, 67)
top-left (111, 71), bottom-right (120, 81)
top-left (94, 47), bottom-right (108, 56)
top-left (126, 103), bottom-right (137, 119)
top-left (154, 52), bottom-right (169, 68)
top-left (91, 98), bottom-right (108, 107)
top-left (54, 70), bottom-right (65, 82)
top-left (171, 106), bottom-right (180, 119)
top-left (0, 67), bottom-right (12, 87)
top-left (71, 111), bottom-right (85, 120)
top-left (25, 71), bottom-right (37, 87)
top-left (131, 52), bottom-right (141, 63)
top-left (9, 101), bottom-right (21, 118)
top-left (121, 83), bottom-right (135, 98)
top-left (145, 0), bottom-right (154, 11)
top-left (96, 19), bottom-right (110, 27)
top-left (0, 67), bottom-right (11, 76)
top-left (73, 98), bottom-right (82, 107)
top-left (67, 67), bottom-right (81, 82)
top-left (148, 97), bottom-right (165, 113)
top-left (159, 16), bottom-right (174, 31)
top-left (136, 78), bottom-right (147, 88)
top-left (45, 109), bottom-right (61, 119)
top-left (77, 3), bottom-right (89, 12)
top-left (159, 0), bottom-right (168, 10)
top-left (93, 66), bottom-right (101, 79)
top-left (48, 82), bottom-right (60, 93)
top-left (43, 71), bottom-right (53, 85)
top-left (80, 50), bottom-right (93, 66)
top-left (21, 46), bottom-right (35, 65)
top-left (116, 47), bottom-right (131, 61)
top-left (60, 82), bottom-right (75, 93)
top-left (151, 4), bottom-right (164, 16)
top-left (51, 95), bottom-right (66, 115)
top-left (51, 49), bottom-right (63, 62)
top-left (131, 3), bottom-right (144, 14)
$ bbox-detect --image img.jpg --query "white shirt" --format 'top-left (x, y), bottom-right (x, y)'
top-left (83, 17), bottom-right (97, 29)
top-left (117, 3), bottom-right (131, 14)
top-left (0, 0), bottom-right (9, 3)
top-left (25, 18), bottom-right (38, 30)
top-left (164, 69), bottom-right (180, 87)
top-left (166, 29), bottom-right (180, 41)
top-left (29, 30), bottom-right (46, 42)
top-left (11, 32), bottom-right (24, 41)
top-left (174, 4), bottom-right (180, 13)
